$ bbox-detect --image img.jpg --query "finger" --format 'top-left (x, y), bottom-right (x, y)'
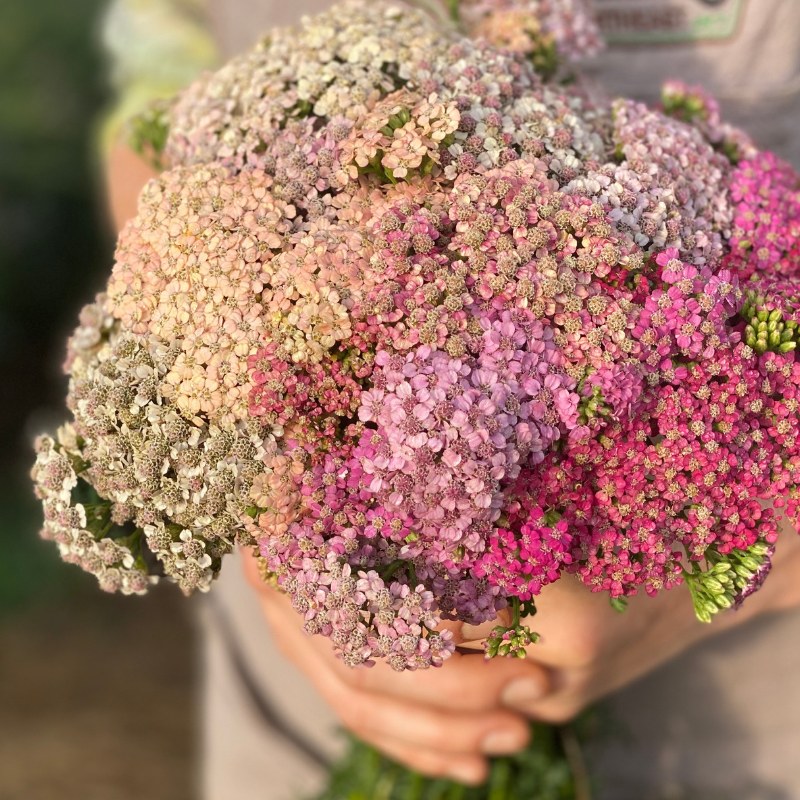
top-left (258, 592), bottom-right (531, 756)
top-left (457, 611), bottom-right (511, 644)
top-left (437, 612), bottom-right (510, 645)
top-left (267, 585), bottom-right (551, 710)
top-left (503, 667), bottom-right (592, 725)
top-left (338, 689), bottom-right (531, 758)
top-left (354, 728), bottom-right (489, 786)
top-left (344, 649), bottom-right (550, 712)
top-left (243, 550), bottom-right (552, 711)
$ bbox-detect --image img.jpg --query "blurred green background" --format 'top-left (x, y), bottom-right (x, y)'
top-left (0, 0), bottom-right (111, 611)
top-left (0, 2), bottom-right (195, 797)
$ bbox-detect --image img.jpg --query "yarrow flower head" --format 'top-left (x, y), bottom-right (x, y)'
top-left (34, 0), bottom-right (800, 668)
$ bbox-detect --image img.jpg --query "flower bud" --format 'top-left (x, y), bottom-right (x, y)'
top-left (734, 563), bottom-right (754, 579)
top-left (716, 592), bottom-right (734, 609)
top-left (703, 597), bottom-right (719, 613)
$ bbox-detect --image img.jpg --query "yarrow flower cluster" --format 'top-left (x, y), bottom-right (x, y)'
top-left (34, 0), bottom-right (800, 669)
top-left (459, 0), bottom-right (602, 77)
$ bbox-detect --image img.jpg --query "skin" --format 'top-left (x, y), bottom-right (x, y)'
top-left (108, 144), bottom-right (800, 785)
top-left (105, 142), bottom-right (160, 233)
top-left (243, 527), bottom-right (800, 784)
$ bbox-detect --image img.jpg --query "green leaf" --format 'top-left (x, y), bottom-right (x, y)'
top-left (609, 596), bottom-right (628, 614)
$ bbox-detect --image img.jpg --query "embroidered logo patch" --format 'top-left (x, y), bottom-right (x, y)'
top-left (595, 0), bottom-right (745, 44)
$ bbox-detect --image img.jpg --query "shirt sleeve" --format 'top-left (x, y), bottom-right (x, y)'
top-left (100, 0), bottom-right (219, 153)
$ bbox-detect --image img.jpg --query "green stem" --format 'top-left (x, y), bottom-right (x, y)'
top-left (511, 596), bottom-right (521, 630)
top-left (558, 725), bottom-right (592, 800)
top-left (402, 772), bottom-right (424, 800)
top-left (87, 511), bottom-right (113, 541)
top-left (373, 766), bottom-right (400, 800)
top-left (488, 758), bottom-right (511, 800)
top-left (444, 782), bottom-right (465, 800)
top-left (381, 560), bottom-right (405, 582)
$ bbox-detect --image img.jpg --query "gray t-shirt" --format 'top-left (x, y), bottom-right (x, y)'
top-left (590, 0), bottom-right (800, 167)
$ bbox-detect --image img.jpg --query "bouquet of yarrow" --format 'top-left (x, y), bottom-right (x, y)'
top-left (33, 0), bottom-right (800, 748)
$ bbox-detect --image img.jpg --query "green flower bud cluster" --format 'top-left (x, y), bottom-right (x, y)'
top-left (485, 596), bottom-right (539, 659)
top-left (360, 152), bottom-right (439, 185)
top-left (577, 384), bottom-right (612, 425)
top-left (541, 509), bottom-right (563, 527)
top-left (685, 541), bottom-right (773, 623)
top-left (661, 87), bottom-right (708, 124)
top-left (741, 293), bottom-right (799, 355)
top-left (485, 625), bottom-right (539, 659)
top-left (358, 104), bottom-right (446, 185)
top-left (379, 106), bottom-right (413, 138)
top-left (529, 38), bottom-right (560, 82)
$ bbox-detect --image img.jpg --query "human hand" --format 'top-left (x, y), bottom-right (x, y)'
top-left (242, 551), bottom-right (551, 785)
top-left (488, 520), bottom-right (800, 724)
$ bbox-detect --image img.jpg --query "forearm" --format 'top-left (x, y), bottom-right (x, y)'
top-left (104, 142), bottom-right (159, 233)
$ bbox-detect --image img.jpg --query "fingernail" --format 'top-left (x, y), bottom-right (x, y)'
top-left (447, 763), bottom-right (485, 786)
top-left (481, 729), bottom-right (525, 756)
top-left (501, 677), bottom-right (545, 708)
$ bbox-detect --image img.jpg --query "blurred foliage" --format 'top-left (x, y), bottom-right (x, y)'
top-left (316, 721), bottom-right (598, 800)
top-left (127, 98), bottom-right (172, 169)
top-left (0, 0), bottom-right (114, 611)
